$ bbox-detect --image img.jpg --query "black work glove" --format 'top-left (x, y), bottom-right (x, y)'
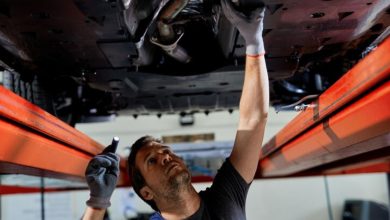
top-left (85, 148), bottom-right (120, 209)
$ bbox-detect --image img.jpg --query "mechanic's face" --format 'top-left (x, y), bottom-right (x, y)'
top-left (135, 141), bottom-right (191, 202)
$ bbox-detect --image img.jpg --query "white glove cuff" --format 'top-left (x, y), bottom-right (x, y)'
top-left (246, 40), bottom-right (265, 56)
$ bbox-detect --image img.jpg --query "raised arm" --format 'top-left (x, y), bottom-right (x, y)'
top-left (221, 0), bottom-right (269, 183)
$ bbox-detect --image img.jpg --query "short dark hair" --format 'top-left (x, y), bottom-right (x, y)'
top-left (128, 135), bottom-right (161, 211)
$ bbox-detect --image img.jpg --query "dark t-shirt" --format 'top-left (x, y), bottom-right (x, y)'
top-left (150, 158), bottom-right (251, 220)
top-left (187, 158), bottom-right (251, 220)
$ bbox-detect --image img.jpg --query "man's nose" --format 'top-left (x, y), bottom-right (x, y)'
top-left (161, 152), bottom-right (172, 165)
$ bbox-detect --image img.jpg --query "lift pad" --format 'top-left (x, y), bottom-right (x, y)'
top-left (258, 37), bottom-right (390, 178)
top-left (0, 87), bottom-right (129, 189)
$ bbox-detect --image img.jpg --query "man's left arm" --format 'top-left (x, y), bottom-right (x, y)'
top-left (221, 0), bottom-right (269, 183)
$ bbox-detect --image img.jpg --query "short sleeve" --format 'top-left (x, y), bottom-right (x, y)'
top-left (206, 158), bottom-right (251, 209)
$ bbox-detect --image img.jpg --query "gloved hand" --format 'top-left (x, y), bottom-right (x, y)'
top-left (221, 0), bottom-right (266, 56)
top-left (85, 149), bottom-right (120, 209)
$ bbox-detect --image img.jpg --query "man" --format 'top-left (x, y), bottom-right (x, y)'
top-left (83, 0), bottom-right (269, 219)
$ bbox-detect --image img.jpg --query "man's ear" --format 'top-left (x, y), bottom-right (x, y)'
top-left (140, 186), bottom-right (154, 201)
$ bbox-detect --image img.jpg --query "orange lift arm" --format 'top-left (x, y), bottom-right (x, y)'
top-left (257, 37), bottom-right (390, 178)
top-left (0, 87), bottom-right (129, 186)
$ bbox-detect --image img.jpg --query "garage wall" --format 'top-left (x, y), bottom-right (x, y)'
top-left (75, 108), bottom-right (299, 155)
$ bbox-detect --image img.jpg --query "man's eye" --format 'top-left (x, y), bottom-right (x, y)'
top-left (148, 158), bottom-right (157, 165)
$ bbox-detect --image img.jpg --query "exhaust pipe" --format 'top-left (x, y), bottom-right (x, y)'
top-left (150, 0), bottom-right (191, 63)
top-left (150, 31), bottom-right (191, 63)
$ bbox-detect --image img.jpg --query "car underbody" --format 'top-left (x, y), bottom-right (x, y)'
top-left (0, 0), bottom-right (389, 125)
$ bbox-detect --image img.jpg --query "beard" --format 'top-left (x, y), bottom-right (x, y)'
top-left (169, 168), bottom-right (191, 188)
top-left (163, 167), bottom-right (191, 199)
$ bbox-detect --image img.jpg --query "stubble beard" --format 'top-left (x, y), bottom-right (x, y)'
top-left (164, 168), bottom-right (191, 199)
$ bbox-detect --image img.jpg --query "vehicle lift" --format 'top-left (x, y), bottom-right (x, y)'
top-left (0, 37), bottom-right (389, 195)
